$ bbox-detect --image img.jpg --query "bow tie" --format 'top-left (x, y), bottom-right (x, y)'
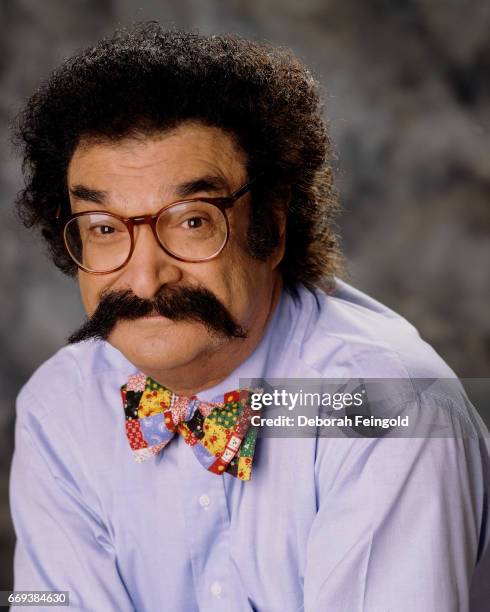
top-left (121, 373), bottom-right (259, 481)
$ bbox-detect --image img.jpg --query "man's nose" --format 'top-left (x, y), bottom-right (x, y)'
top-left (122, 225), bottom-right (182, 299)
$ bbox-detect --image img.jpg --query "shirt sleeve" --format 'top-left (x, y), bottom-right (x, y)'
top-left (9, 392), bottom-right (135, 612)
top-left (303, 395), bottom-right (488, 612)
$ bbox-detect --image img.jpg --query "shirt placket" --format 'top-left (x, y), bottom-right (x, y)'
top-left (178, 435), bottom-right (251, 612)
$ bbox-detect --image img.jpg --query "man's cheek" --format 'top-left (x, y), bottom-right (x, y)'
top-left (79, 279), bottom-right (106, 316)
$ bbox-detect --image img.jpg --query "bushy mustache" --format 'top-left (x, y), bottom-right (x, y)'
top-left (68, 285), bottom-right (247, 343)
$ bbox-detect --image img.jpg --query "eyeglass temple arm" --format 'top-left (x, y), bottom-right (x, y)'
top-left (231, 175), bottom-right (261, 200)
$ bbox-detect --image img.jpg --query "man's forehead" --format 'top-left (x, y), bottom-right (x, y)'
top-left (70, 123), bottom-right (245, 172)
top-left (67, 123), bottom-right (248, 202)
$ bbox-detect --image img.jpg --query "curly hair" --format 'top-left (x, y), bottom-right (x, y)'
top-left (13, 22), bottom-right (344, 292)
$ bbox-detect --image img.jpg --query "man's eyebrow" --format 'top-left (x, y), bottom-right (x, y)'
top-left (69, 185), bottom-right (109, 205)
top-left (69, 176), bottom-right (231, 206)
top-left (174, 175), bottom-right (231, 198)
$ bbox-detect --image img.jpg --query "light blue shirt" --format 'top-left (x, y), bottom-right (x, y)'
top-left (10, 281), bottom-right (490, 611)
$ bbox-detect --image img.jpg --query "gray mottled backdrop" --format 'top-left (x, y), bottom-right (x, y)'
top-left (1, 0), bottom-right (489, 589)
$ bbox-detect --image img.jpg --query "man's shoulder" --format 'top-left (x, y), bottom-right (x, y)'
top-left (16, 340), bottom-right (133, 421)
top-left (291, 279), bottom-right (456, 380)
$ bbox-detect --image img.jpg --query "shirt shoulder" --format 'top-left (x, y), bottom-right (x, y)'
top-left (288, 279), bottom-right (457, 380)
top-left (16, 340), bottom-right (134, 423)
top-left (14, 341), bottom-right (136, 499)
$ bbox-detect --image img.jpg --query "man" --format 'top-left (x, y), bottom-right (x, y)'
top-left (10, 23), bottom-right (490, 611)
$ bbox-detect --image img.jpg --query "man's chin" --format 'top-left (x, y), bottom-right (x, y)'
top-left (106, 316), bottom-right (177, 346)
top-left (107, 318), bottom-right (224, 369)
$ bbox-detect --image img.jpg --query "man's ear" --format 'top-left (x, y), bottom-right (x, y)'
top-left (270, 194), bottom-right (288, 271)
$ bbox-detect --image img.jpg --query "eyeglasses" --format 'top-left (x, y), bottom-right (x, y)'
top-left (61, 179), bottom-right (256, 274)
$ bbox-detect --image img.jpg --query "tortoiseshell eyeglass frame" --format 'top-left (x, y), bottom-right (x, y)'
top-left (58, 178), bottom-right (257, 274)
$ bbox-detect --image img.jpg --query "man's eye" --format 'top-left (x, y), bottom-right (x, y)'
top-left (183, 217), bottom-right (206, 229)
top-left (91, 224), bottom-right (115, 234)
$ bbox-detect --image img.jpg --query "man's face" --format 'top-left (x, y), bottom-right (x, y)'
top-left (67, 123), bottom-right (284, 378)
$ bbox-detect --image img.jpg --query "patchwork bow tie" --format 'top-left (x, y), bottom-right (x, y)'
top-left (121, 373), bottom-right (259, 481)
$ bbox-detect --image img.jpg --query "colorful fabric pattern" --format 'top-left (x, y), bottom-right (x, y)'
top-left (121, 374), bottom-right (259, 481)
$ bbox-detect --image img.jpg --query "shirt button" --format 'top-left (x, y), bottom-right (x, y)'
top-left (210, 581), bottom-right (222, 597)
top-left (199, 494), bottom-right (211, 508)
